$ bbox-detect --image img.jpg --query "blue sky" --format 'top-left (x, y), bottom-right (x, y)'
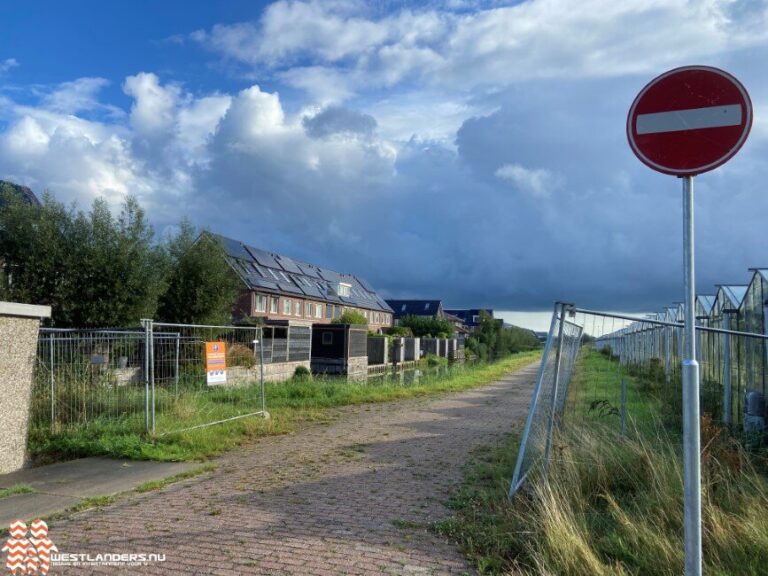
top-left (2, 0), bottom-right (768, 324)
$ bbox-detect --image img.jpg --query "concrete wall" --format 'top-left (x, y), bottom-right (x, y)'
top-left (228, 360), bottom-right (311, 384)
top-left (0, 302), bottom-right (50, 474)
top-left (367, 337), bottom-right (388, 366)
top-left (347, 356), bottom-right (368, 380)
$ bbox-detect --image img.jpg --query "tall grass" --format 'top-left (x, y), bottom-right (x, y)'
top-left (437, 349), bottom-right (768, 575)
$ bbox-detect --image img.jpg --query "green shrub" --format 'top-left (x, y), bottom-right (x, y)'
top-left (425, 354), bottom-right (448, 367)
top-left (384, 326), bottom-right (413, 337)
top-left (293, 365), bottom-right (312, 381)
top-left (227, 343), bottom-right (256, 368)
top-left (332, 310), bottom-right (368, 325)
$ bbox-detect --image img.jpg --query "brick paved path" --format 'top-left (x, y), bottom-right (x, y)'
top-left (51, 363), bottom-right (538, 575)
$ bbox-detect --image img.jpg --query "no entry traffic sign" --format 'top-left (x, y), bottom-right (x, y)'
top-left (627, 65), bottom-right (752, 176)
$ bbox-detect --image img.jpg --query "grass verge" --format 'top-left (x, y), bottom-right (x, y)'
top-left (30, 351), bottom-right (540, 463)
top-left (436, 350), bottom-right (768, 575)
top-left (134, 463), bottom-right (217, 493)
top-left (0, 484), bottom-right (34, 499)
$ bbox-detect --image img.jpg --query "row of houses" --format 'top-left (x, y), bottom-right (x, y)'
top-left (0, 181), bottom-right (498, 337)
top-left (214, 233), bottom-right (496, 336)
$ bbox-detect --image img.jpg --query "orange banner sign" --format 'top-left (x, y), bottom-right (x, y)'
top-left (205, 341), bottom-right (227, 385)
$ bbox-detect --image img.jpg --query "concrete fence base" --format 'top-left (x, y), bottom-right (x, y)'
top-left (0, 302), bottom-right (51, 474)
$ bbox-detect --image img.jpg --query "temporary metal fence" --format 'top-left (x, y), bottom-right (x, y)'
top-left (32, 328), bottom-right (150, 437)
top-left (508, 303), bottom-right (582, 495)
top-left (509, 303), bottom-right (768, 498)
top-left (31, 321), bottom-right (311, 438)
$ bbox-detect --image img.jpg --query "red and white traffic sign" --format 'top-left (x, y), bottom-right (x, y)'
top-left (627, 65), bottom-right (752, 176)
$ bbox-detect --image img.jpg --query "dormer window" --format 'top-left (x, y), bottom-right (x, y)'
top-left (338, 282), bottom-right (351, 297)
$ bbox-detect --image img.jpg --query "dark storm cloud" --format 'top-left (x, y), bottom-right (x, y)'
top-left (302, 106), bottom-right (377, 139)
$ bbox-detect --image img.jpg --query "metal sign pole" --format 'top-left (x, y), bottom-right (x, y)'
top-left (682, 175), bottom-right (702, 576)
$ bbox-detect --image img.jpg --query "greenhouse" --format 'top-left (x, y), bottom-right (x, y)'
top-left (739, 269), bottom-right (768, 398)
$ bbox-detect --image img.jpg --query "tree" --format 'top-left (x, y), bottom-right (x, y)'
top-left (399, 315), bottom-right (454, 338)
top-left (0, 192), bottom-right (164, 326)
top-left (64, 197), bottom-right (165, 326)
top-left (332, 309), bottom-right (368, 325)
top-left (467, 311), bottom-right (540, 361)
top-left (156, 224), bottom-right (241, 325)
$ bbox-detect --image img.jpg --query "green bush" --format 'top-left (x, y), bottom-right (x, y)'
top-left (399, 315), bottom-right (455, 338)
top-left (227, 344), bottom-right (256, 368)
top-left (332, 310), bottom-right (368, 325)
top-left (384, 326), bottom-right (413, 337)
top-left (293, 365), bottom-right (312, 381)
top-left (426, 354), bottom-right (448, 367)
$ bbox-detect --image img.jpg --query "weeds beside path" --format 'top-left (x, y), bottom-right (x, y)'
top-left (437, 349), bottom-right (768, 575)
top-left (32, 351), bottom-right (541, 463)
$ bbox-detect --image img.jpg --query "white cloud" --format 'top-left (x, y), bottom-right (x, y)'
top-left (0, 58), bottom-right (19, 74)
top-left (42, 77), bottom-right (116, 115)
top-left (195, 0), bottom-right (768, 95)
top-left (495, 163), bottom-right (562, 197)
top-left (123, 73), bottom-right (181, 138)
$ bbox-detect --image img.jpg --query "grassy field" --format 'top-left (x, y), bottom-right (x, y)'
top-left (436, 349), bottom-right (768, 575)
top-left (29, 350), bottom-right (540, 463)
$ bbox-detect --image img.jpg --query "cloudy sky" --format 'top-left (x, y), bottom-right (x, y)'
top-left (2, 0), bottom-right (768, 324)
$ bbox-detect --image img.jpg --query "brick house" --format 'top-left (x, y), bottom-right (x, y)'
top-left (385, 300), bottom-right (445, 325)
top-left (215, 234), bottom-right (394, 331)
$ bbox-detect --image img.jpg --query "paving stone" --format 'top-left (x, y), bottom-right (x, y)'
top-left (46, 364), bottom-right (537, 575)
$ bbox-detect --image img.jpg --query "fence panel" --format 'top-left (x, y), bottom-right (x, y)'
top-left (149, 322), bottom-right (268, 435)
top-left (509, 304), bottom-right (582, 496)
top-left (32, 328), bottom-right (148, 438)
top-left (31, 320), bottom-right (303, 439)
top-left (509, 304), bottom-right (768, 498)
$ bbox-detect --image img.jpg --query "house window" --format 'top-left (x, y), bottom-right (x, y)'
top-left (424, 303), bottom-right (430, 310)
top-left (255, 294), bottom-right (267, 313)
top-left (472, 315), bottom-right (479, 324)
top-left (295, 301), bottom-right (302, 316)
top-left (305, 302), bottom-right (312, 317)
top-left (326, 304), bottom-right (333, 319)
top-left (375, 312), bottom-right (380, 323)
top-left (283, 299), bottom-right (292, 315)
top-left (315, 304), bottom-right (322, 318)
top-left (338, 283), bottom-right (351, 297)
top-left (270, 297), bottom-right (278, 314)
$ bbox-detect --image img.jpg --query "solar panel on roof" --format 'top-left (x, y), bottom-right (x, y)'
top-left (299, 284), bottom-right (324, 299)
top-left (244, 246), bottom-right (280, 269)
top-left (318, 268), bottom-right (340, 282)
top-left (250, 277), bottom-right (279, 291)
top-left (277, 281), bottom-right (302, 295)
top-left (297, 262), bottom-right (320, 278)
top-left (275, 254), bottom-right (302, 274)
top-left (217, 236), bottom-right (251, 260)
